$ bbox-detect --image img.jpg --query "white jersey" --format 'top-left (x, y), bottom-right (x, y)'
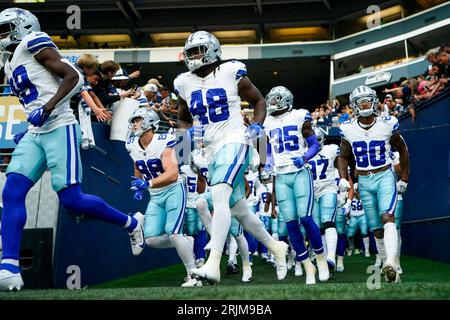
top-left (245, 170), bottom-right (261, 206)
top-left (173, 60), bottom-right (250, 163)
top-left (339, 116), bottom-right (399, 171)
top-left (180, 164), bottom-right (199, 208)
top-left (264, 109), bottom-right (312, 174)
top-left (126, 133), bottom-right (182, 195)
top-left (260, 182), bottom-right (273, 217)
top-left (309, 144), bottom-right (340, 198)
top-left (350, 198), bottom-right (365, 217)
top-left (4, 32), bottom-right (83, 133)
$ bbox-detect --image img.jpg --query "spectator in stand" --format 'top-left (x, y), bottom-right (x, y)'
top-left (338, 105), bottom-right (351, 123)
top-left (327, 98), bottom-right (341, 116)
top-left (426, 49), bottom-right (439, 65)
top-left (436, 51), bottom-right (449, 87)
top-left (137, 84), bottom-right (176, 127)
top-left (148, 78), bottom-right (164, 103)
top-left (93, 60), bottom-right (135, 109)
top-left (73, 54), bottom-right (112, 123)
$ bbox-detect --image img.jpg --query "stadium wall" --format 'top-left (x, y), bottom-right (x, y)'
top-left (397, 89), bottom-right (450, 263)
top-left (52, 124), bottom-right (181, 289)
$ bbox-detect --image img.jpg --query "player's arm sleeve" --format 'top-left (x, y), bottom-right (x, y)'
top-left (231, 60), bottom-right (248, 84)
top-left (173, 76), bottom-right (186, 101)
top-left (27, 32), bottom-right (57, 55)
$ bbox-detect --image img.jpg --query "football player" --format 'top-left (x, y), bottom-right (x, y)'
top-left (346, 183), bottom-right (370, 258)
top-left (263, 86), bottom-right (329, 284)
top-left (126, 108), bottom-right (200, 287)
top-left (337, 85), bottom-right (409, 283)
top-left (309, 128), bottom-right (340, 272)
top-left (175, 31), bottom-right (288, 284)
top-left (0, 8), bottom-right (144, 291)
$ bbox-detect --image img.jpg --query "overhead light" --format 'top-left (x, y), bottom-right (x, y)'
top-left (273, 71), bottom-right (278, 75)
top-left (211, 30), bottom-right (256, 44)
top-left (158, 75), bottom-right (163, 79)
top-left (150, 32), bottom-right (191, 47)
top-left (14, 0), bottom-right (45, 3)
top-left (270, 27), bottom-right (329, 42)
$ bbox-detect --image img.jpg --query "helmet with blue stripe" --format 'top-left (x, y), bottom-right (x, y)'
top-left (0, 8), bottom-right (40, 51)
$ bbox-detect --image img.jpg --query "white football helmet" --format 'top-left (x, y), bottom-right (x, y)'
top-left (0, 8), bottom-right (40, 51)
top-left (265, 86), bottom-right (294, 115)
top-left (183, 31), bottom-right (222, 72)
top-left (314, 127), bottom-right (325, 149)
top-left (260, 170), bottom-right (273, 184)
top-left (128, 108), bottom-right (160, 137)
top-left (349, 85), bottom-right (379, 118)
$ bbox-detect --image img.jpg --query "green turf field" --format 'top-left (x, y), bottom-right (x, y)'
top-left (0, 254), bottom-right (449, 300)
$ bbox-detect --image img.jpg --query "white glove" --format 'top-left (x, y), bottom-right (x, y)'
top-left (397, 180), bottom-right (408, 194)
top-left (338, 178), bottom-right (350, 192)
top-left (342, 199), bottom-right (351, 216)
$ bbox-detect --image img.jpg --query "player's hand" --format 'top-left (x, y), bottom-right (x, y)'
top-left (397, 180), bottom-right (408, 194)
top-left (338, 178), bottom-right (350, 192)
top-left (342, 199), bottom-right (351, 217)
top-left (13, 129), bottom-right (28, 145)
top-left (133, 190), bottom-right (144, 201)
top-left (244, 122), bottom-right (264, 140)
top-left (131, 176), bottom-right (150, 191)
top-left (27, 106), bottom-right (50, 127)
top-left (292, 156), bottom-right (307, 169)
top-left (271, 209), bottom-right (278, 219)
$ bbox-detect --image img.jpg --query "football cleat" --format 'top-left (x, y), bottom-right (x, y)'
top-left (261, 253), bottom-right (269, 261)
top-left (182, 275), bottom-right (203, 287)
top-left (316, 254), bottom-right (330, 282)
top-left (270, 241), bottom-right (289, 280)
top-left (128, 212), bottom-right (145, 256)
top-left (303, 260), bottom-right (317, 285)
top-left (242, 266), bottom-right (253, 283)
top-left (336, 256), bottom-right (345, 272)
top-left (191, 263), bottom-right (221, 284)
top-left (0, 270), bottom-right (24, 291)
top-left (294, 262), bottom-right (303, 277)
top-left (365, 251), bottom-right (371, 258)
top-left (226, 261), bottom-right (240, 274)
top-left (382, 264), bottom-right (397, 283)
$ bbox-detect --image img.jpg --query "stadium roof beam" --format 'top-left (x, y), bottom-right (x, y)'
top-left (116, 1), bottom-right (131, 19)
top-left (256, 0), bottom-right (263, 15)
top-left (128, 1), bottom-right (142, 20)
top-left (322, 0), bottom-right (331, 10)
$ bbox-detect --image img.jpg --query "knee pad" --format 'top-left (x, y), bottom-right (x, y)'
top-left (57, 184), bottom-right (83, 209)
top-left (322, 221), bottom-right (336, 230)
top-left (2, 173), bottom-right (34, 204)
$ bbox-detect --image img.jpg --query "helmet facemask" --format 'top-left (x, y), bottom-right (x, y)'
top-left (265, 87), bottom-right (293, 116)
top-left (183, 31), bottom-right (221, 72)
top-left (351, 95), bottom-right (379, 117)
